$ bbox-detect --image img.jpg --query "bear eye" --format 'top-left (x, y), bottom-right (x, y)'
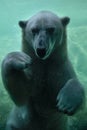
top-left (32, 28), bottom-right (40, 35)
top-left (46, 27), bottom-right (55, 34)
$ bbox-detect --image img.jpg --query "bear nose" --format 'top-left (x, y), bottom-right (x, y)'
top-left (36, 48), bottom-right (46, 58)
top-left (39, 39), bottom-right (45, 48)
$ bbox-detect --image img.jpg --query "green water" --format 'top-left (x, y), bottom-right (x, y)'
top-left (0, 0), bottom-right (87, 129)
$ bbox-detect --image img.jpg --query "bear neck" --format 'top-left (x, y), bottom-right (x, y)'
top-left (49, 34), bottom-right (68, 65)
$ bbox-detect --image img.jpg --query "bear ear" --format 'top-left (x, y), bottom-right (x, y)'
top-left (18, 21), bottom-right (27, 28)
top-left (61, 17), bottom-right (70, 26)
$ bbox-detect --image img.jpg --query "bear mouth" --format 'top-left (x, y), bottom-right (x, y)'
top-left (36, 48), bottom-right (46, 58)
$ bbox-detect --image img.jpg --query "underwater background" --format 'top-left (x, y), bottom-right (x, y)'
top-left (0, 0), bottom-right (87, 129)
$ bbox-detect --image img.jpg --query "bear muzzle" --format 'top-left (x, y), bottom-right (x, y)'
top-left (35, 39), bottom-right (47, 58)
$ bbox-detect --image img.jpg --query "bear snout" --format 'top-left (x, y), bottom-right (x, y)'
top-left (38, 39), bottom-right (46, 48)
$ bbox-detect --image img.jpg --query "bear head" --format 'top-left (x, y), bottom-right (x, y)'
top-left (19, 11), bottom-right (70, 60)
